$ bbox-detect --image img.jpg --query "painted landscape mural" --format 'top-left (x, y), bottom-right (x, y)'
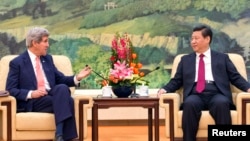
top-left (0, 0), bottom-right (250, 89)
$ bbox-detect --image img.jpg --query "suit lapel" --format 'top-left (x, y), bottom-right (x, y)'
top-left (210, 50), bottom-right (218, 80)
top-left (22, 51), bottom-right (37, 87)
top-left (40, 56), bottom-right (53, 85)
top-left (189, 53), bottom-right (196, 82)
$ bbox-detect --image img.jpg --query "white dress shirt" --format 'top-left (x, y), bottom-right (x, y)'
top-left (195, 48), bottom-right (214, 82)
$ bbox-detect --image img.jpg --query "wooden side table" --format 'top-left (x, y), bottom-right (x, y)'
top-left (91, 97), bottom-right (159, 141)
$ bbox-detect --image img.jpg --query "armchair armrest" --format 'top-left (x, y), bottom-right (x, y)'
top-left (72, 95), bottom-right (93, 139)
top-left (247, 103), bottom-right (250, 124)
top-left (159, 93), bottom-right (181, 139)
top-left (235, 92), bottom-right (250, 124)
top-left (0, 96), bottom-right (16, 141)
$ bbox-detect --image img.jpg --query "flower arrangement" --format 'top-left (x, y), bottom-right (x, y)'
top-left (100, 32), bottom-right (148, 88)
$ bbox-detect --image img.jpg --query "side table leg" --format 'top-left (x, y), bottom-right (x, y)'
top-left (148, 108), bottom-right (152, 141)
top-left (92, 103), bottom-right (98, 141)
top-left (154, 103), bottom-right (159, 141)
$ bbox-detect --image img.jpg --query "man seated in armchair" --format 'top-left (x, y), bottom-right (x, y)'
top-left (157, 24), bottom-right (250, 141)
top-left (6, 27), bottom-right (92, 141)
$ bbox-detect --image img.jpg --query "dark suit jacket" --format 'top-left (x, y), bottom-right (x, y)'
top-left (6, 51), bottom-right (76, 111)
top-left (163, 50), bottom-right (250, 103)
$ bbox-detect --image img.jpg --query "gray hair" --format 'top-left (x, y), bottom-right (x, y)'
top-left (26, 27), bottom-right (49, 47)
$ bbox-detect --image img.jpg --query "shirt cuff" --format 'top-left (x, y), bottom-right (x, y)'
top-left (74, 75), bottom-right (80, 85)
top-left (27, 91), bottom-right (32, 99)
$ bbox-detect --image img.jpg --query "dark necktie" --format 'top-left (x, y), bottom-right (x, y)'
top-left (196, 54), bottom-right (205, 93)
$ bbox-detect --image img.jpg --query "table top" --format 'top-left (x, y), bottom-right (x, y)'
top-left (94, 96), bottom-right (159, 101)
top-left (92, 97), bottom-right (159, 108)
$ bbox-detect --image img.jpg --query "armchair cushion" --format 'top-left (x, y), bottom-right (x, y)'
top-left (16, 113), bottom-right (55, 131)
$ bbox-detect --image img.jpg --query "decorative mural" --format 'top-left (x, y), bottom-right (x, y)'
top-left (0, 0), bottom-right (250, 89)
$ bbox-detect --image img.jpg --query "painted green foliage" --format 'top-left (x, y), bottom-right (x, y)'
top-left (0, 0), bottom-right (250, 89)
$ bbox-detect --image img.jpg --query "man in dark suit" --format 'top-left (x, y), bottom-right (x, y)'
top-left (6, 27), bottom-right (91, 141)
top-left (157, 24), bottom-right (250, 141)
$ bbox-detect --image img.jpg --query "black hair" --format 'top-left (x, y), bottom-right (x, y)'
top-left (193, 24), bottom-right (213, 44)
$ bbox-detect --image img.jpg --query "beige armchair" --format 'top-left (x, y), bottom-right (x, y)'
top-left (0, 55), bottom-right (93, 141)
top-left (159, 53), bottom-right (250, 141)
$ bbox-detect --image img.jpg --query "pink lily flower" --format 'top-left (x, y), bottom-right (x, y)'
top-left (110, 61), bottom-right (133, 80)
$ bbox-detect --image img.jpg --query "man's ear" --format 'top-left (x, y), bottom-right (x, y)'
top-left (32, 40), bottom-right (38, 47)
top-left (205, 36), bottom-right (210, 44)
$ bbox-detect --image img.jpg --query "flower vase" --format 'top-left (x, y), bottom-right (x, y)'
top-left (112, 86), bottom-right (134, 98)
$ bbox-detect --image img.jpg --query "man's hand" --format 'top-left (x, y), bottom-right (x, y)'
top-left (247, 88), bottom-right (250, 93)
top-left (157, 88), bottom-right (167, 97)
top-left (31, 90), bottom-right (48, 98)
top-left (76, 65), bottom-right (92, 81)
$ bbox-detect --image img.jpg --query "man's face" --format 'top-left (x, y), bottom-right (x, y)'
top-left (33, 36), bottom-right (49, 56)
top-left (190, 31), bottom-right (210, 53)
